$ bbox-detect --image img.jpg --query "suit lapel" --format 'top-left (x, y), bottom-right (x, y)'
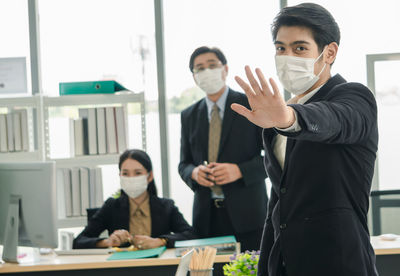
top-left (264, 129), bottom-right (283, 175)
top-left (218, 90), bottom-right (235, 158)
top-left (281, 137), bottom-right (295, 182)
top-left (149, 195), bottom-right (160, 237)
top-left (304, 74), bottom-right (346, 104)
top-left (197, 99), bottom-right (209, 161)
top-left (119, 192), bottom-right (130, 231)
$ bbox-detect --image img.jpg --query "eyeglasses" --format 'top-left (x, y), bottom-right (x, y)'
top-left (193, 62), bottom-right (223, 74)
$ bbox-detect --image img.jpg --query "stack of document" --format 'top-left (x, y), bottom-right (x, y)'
top-left (174, 235), bottom-right (237, 257)
top-left (107, 246), bottom-right (167, 261)
top-left (57, 167), bottom-right (103, 218)
top-left (70, 106), bottom-right (127, 157)
top-left (0, 109), bottom-right (30, 153)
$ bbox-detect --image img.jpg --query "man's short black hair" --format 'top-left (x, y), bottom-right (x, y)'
top-left (271, 3), bottom-right (340, 53)
top-left (189, 46), bottom-right (227, 72)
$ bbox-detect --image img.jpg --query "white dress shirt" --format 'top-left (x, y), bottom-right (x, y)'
top-left (273, 85), bottom-right (323, 169)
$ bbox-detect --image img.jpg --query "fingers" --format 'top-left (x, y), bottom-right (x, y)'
top-left (255, 68), bottom-right (272, 95)
top-left (134, 235), bottom-right (154, 250)
top-left (269, 78), bottom-right (281, 98)
top-left (110, 229), bottom-right (131, 246)
top-left (108, 235), bottom-right (120, 247)
top-left (235, 76), bottom-right (256, 99)
top-left (198, 165), bottom-right (212, 174)
top-left (231, 103), bottom-right (253, 120)
top-left (198, 175), bottom-right (215, 187)
top-left (245, 65), bottom-right (263, 94)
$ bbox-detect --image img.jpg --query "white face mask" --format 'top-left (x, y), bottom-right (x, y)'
top-left (120, 175), bottom-right (148, 198)
top-left (194, 67), bottom-right (225, 95)
top-left (275, 49), bottom-right (326, 95)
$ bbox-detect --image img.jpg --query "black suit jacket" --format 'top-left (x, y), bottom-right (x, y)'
top-left (73, 192), bottom-right (195, 249)
top-left (179, 88), bottom-right (268, 236)
top-left (258, 75), bottom-right (378, 276)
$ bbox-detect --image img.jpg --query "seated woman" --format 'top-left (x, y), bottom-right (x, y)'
top-left (73, 149), bottom-right (195, 249)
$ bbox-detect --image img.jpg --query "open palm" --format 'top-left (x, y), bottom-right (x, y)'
top-left (231, 66), bottom-right (294, 129)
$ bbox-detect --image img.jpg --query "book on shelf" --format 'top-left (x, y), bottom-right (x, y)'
top-left (89, 168), bottom-right (96, 208)
top-left (57, 168), bottom-right (73, 218)
top-left (94, 167), bottom-right (104, 207)
top-left (13, 112), bottom-right (22, 151)
top-left (79, 108), bottom-right (97, 155)
top-left (71, 167), bottom-right (82, 217)
top-left (96, 107), bottom-right (107, 155)
top-left (56, 169), bottom-right (66, 218)
top-left (114, 106), bottom-right (127, 153)
top-left (0, 110), bottom-right (30, 153)
top-left (0, 114), bottom-right (7, 152)
top-left (174, 235), bottom-right (238, 257)
top-left (18, 109), bottom-right (29, 151)
top-left (80, 167), bottom-right (90, 216)
top-left (59, 80), bottom-right (128, 96)
top-left (63, 168), bottom-right (73, 217)
top-left (68, 105), bottom-right (128, 157)
top-left (89, 167), bottom-right (104, 208)
top-left (73, 118), bottom-right (85, 156)
top-left (57, 166), bottom-right (103, 218)
top-left (6, 113), bottom-right (14, 152)
top-left (105, 107), bottom-right (118, 154)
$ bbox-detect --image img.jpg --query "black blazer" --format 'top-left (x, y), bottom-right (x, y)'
top-left (179, 88), bottom-right (268, 236)
top-left (258, 75), bottom-right (378, 276)
top-left (73, 192), bottom-right (195, 249)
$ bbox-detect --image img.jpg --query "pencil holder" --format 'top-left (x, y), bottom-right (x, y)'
top-left (189, 268), bottom-right (213, 276)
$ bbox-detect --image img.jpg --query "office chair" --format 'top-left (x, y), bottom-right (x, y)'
top-left (86, 207), bottom-right (101, 222)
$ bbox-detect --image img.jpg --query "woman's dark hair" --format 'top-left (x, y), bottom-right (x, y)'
top-left (189, 46), bottom-right (227, 72)
top-left (271, 3), bottom-right (340, 53)
top-left (119, 149), bottom-right (157, 196)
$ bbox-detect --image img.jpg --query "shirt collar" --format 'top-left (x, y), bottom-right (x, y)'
top-left (205, 86), bottom-right (229, 119)
top-left (287, 84), bottom-right (323, 105)
top-left (129, 193), bottom-right (150, 217)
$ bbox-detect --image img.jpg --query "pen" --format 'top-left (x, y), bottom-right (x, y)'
top-left (203, 161), bottom-right (210, 180)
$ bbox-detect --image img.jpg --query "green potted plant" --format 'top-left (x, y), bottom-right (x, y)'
top-left (223, 250), bottom-right (260, 275)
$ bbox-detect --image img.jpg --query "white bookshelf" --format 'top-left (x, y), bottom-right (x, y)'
top-left (0, 95), bottom-right (40, 107)
top-left (0, 151), bottom-right (42, 162)
top-left (0, 92), bottom-right (147, 228)
top-left (53, 154), bottom-right (120, 168)
top-left (0, 95), bottom-right (45, 161)
top-left (42, 92), bottom-right (144, 107)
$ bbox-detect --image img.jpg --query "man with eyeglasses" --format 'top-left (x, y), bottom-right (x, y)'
top-left (178, 46), bottom-right (268, 251)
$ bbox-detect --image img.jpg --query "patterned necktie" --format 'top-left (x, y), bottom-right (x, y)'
top-left (208, 104), bottom-right (223, 196)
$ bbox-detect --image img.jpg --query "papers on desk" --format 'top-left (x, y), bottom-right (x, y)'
top-left (174, 235), bottom-right (237, 257)
top-left (107, 246), bottom-right (166, 261)
top-left (55, 248), bottom-right (114, 255)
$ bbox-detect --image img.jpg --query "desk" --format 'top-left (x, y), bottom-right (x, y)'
top-left (1, 238), bottom-right (399, 275)
top-left (0, 248), bottom-right (231, 276)
top-left (371, 236), bottom-right (400, 276)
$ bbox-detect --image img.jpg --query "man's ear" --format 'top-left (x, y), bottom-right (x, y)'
top-left (325, 42), bottom-right (338, 65)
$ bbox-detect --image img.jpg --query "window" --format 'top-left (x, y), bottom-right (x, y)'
top-left (38, 0), bottom-right (162, 197)
top-left (164, 0), bottom-right (280, 222)
top-left (0, 0), bottom-right (31, 96)
top-left (287, 0), bottom-right (400, 190)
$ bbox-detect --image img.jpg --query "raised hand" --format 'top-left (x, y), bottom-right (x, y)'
top-left (231, 66), bottom-right (295, 129)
